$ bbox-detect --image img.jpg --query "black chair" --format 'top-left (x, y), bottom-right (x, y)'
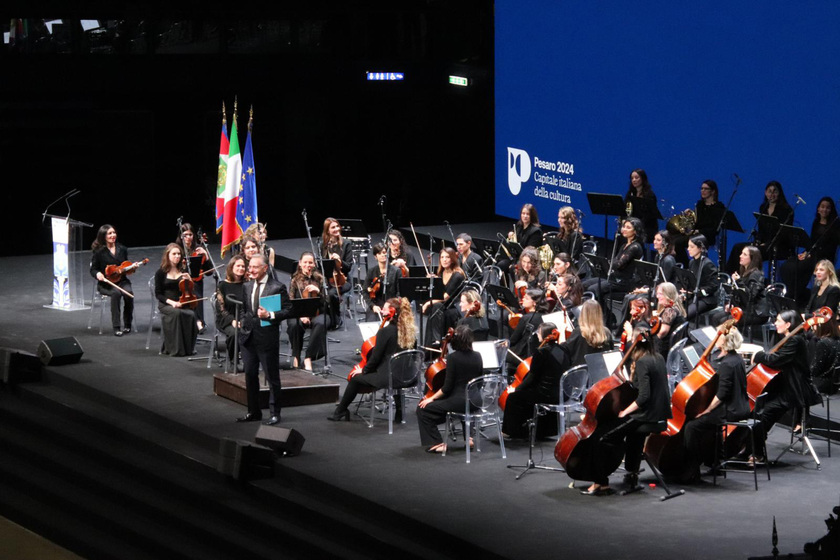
top-left (714, 393), bottom-right (771, 491)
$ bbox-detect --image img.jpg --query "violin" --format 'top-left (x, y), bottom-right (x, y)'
top-left (348, 306), bottom-right (396, 380)
top-left (496, 299), bottom-right (522, 329)
top-left (556, 319), bottom-right (659, 480)
top-left (500, 329), bottom-right (560, 410)
top-left (178, 275), bottom-right (199, 309)
top-left (104, 258), bottom-right (149, 283)
top-left (644, 308), bottom-right (742, 476)
top-left (326, 242), bottom-right (347, 289)
top-left (367, 275), bottom-right (382, 301)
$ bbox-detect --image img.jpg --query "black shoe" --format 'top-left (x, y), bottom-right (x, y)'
top-left (623, 473), bottom-right (639, 488)
top-left (393, 412), bottom-right (403, 423)
top-left (236, 413), bottom-right (262, 423)
top-left (327, 408), bottom-right (350, 422)
top-left (581, 487), bottom-right (614, 496)
top-left (263, 415), bottom-right (281, 426)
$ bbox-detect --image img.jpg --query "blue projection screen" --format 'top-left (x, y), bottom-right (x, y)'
top-left (495, 2), bottom-right (840, 244)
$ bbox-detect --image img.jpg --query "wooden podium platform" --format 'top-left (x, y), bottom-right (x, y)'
top-left (214, 369), bottom-right (340, 408)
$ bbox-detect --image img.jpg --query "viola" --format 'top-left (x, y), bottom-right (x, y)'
top-left (555, 319), bottom-right (659, 480)
top-left (644, 308), bottom-right (742, 476)
top-left (326, 242), bottom-right (347, 288)
top-left (424, 328), bottom-right (455, 398)
top-left (496, 299), bottom-right (522, 329)
top-left (348, 306), bottom-right (396, 380)
top-left (104, 258), bottom-right (149, 283)
top-left (499, 329), bottom-right (560, 410)
top-left (368, 275), bottom-right (382, 301)
top-left (178, 276), bottom-right (199, 309)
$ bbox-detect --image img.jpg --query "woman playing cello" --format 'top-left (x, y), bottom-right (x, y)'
top-left (581, 325), bottom-right (671, 495)
top-left (154, 243), bottom-right (199, 357)
top-left (89, 224), bottom-right (135, 336)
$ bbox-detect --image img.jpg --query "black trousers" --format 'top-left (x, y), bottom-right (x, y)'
top-left (242, 332), bottom-right (281, 417)
top-left (416, 395), bottom-right (468, 446)
top-left (593, 418), bottom-right (648, 486)
top-left (98, 280), bottom-right (134, 330)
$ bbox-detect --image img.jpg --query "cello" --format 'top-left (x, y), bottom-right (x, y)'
top-left (499, 329), bottom-right (560, 410)
top-left (555, 321), bottom-right (658, 480)
top-left (644, 308), bottom-right (743, 476)
top-left (423, 300), bottom-right (481, 397)
top-left (348, 305), bottom-right (396, 380)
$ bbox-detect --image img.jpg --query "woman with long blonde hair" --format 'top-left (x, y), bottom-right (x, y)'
top-left (560, 299), bottom-right (613, 367)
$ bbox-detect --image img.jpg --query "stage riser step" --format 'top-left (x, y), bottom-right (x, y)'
top-left (213, 369), bottom-right (339, 408)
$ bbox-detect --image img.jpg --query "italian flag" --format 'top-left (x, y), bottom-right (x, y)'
top-left (214, 107), bottom-right (229, 233)
top-left (220, 114), bottom-right (242, 257)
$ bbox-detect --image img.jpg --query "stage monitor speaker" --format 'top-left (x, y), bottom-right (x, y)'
top-left (37, 337), bottom-right (84, 366)
top-left (255, 425), bottom-right (305, 456)
top-left (217, 438), bottom-right (275, 481)
top-left (0, 348), bottom-right (43, 384)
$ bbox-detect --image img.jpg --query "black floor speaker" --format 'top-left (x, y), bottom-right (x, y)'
top-left (255, 425), bottom-right (305, 456)
top-left (0, 348), bottom-right (43, 384)
top-left (37, 337), bottom-right (84, 366)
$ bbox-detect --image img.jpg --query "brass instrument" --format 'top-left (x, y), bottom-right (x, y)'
top-left (626, 201), bottom-right (633, 217)
top-left (666, 208), bottom-right (697, 235)
top-left (538, 243), bottom-right (554, 270)
top-left (507, 223), bottom-right (518, 243)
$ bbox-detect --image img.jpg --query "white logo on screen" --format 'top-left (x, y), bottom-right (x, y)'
top-left (507, 147), bottom-right (531, 195)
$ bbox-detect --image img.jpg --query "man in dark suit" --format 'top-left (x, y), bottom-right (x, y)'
top-left (236, 254), bottom-right (291, 425)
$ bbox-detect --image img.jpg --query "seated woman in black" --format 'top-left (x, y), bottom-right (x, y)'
top-left (502, 322), bottom-right (570, 440)
top-left (215, 255), bottom-right (247, 365)
top-left (811, 318), bottom-right (840, 395)
top-left (417, 324), bottom-right (485, 453)
top-left (653, 282), bottom-right (686, 360)
top-left (560, 299), bottom-right (613, 367)
top-left (452, 289), bottom-right (490, 341)
top-left (673, 180), bottom-right (726, 267)
top-left (506, 289), bottom-right (546, 375)
top-left (89, 224), bottom-right (135, 336)
top-left (548, 206), bottom-right (584, 264)
top-left (386, 229), bottom-right (416, 269)
top-left (582, 217), bottom-right (645, 309)
top-left (615, 229), bottom-right (677, 331)
top-left (287, 252), bottom-right (332, 371)
top-left (328, 297), bottom-right (417, 421)
top-left (726, 180), bottom-right (794, 274)
top-left (498, 203), bottom-right (543, 276)
top-left (547, 272), bottom-right (583, 314)
top-left (682, 326), bottom-right (750, 482)
top-left (710, 245), bottom-right (765, 328)
top-left (154, 243), bottom-right (199, 357)
top-left (805, 259), bottom-right (840, 317)
top-left (176, 223), bottom-right (214, 332)
top-left (363, 243), bottom-right (399, 322)
top-left (751, 310), bottom-right (821, 461)
top-left (422, 247), bottom-right (466, 344)
top-left (682, 235), bottom-right (719, 321)
top-left (583, 325), bottom-right (671, 495)
top-left (781, 197), bottom-right (840, 306)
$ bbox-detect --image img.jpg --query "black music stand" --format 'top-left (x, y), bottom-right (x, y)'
top-left (672, 267), bottom-right (697, 296)
top-left (715, 210), bottom-right (744, 269)
top-left (754, 213), bottom-right (781, 272)
top-left (287, 297), bottom-right (323, 320)
top-left (582, 253), bottom-right (614, 324)
top-left (336, 218), bottom-right (367, 239)
top-left (628, 195), bottom-right (664, 222)
top-left (485, 283), bottom-right (519, 311)
top-left (587, 193), bottom-right (626, 240)
top-left (635, 260), bottom-right (660, 290)
top-left (407, 265), bottom-right (428, 278)
top-left (766, 293), bottom-right (797, 316)
top-left (585, 350), bottom-right (623, 385)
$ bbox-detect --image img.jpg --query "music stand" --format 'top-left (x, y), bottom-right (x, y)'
top-left (485, 283), bottom-right (519, 310)
top-left (287, 298), bottom-right (323, 320)
top-left (635, 260), bottom-right (660, 289)
top-left (689, 326), bottom-right (717, 347)
top-left (585, 350), bottom-right (623, 385)
top-left (716, 210), bottom-right (744, 270)
top-left (766, 293), bottom-right (797, 316)
top-left (407, 265), bottom-right (428, 278)
top-left (399, 276), bottom-right (443, 346)
top-left (336, 218), bottom-right (367, 239)
top-left (672, 267), bottom-right (697, 295)
top-left (779, 224), bottom-right (810, 250)
top-left (587, 193), bottom-right (626, 240)
top-left (628, 195), bottom-right (664, 222)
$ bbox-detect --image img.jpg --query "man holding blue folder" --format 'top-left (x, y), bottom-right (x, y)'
top-left (236, 254), bottom-right (291, 425)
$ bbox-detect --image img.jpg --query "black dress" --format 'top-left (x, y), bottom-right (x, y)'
top-left (215, 280), bottom-right (246, 360)
top-left (780, 219), bottom-right (840, 306)
top-left (322, 239), bottom-right (354, 323)
top-left (363, 264), bottom-right (399, 321)
top-left (423, 271), bottom-right (466, 344)
top-left (287, 274), bottom-right (332, 363)
top-left (625, 188), bottom-right (659, 242)
top-left (90, 243), bottom-right (135, 331)
top-left (154, 269), bottom-right (199, 357)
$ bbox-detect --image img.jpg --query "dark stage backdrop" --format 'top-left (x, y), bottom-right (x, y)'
top-left (1, 2), bottom-right (494, 257)
top-left (496, 2), bottom-right (840, 245)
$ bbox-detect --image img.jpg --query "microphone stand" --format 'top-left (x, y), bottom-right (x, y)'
top-left (691, 253), bottom-right (704, 330)
top-left (302, 209), bottom-right (335, 376)
top-left (225, 294), bottom-right (244, 374)
top-left (444, 221), bottom-right (457, 247)
top-left (41, 188), bottom-right (80, 225)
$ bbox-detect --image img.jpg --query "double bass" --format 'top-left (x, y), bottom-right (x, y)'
top-left (555, 321), bottom-right (659, 480)
top-left (499, 329), bottom-right (561, 410)
top-left (643, 308), bottom-right (743, 476)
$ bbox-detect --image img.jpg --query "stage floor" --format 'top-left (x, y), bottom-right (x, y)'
top-left (2, 222), bottom-right (838, 560)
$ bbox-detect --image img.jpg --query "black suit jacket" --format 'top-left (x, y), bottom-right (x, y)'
top-left (240, 276), bottom-right (291, 346)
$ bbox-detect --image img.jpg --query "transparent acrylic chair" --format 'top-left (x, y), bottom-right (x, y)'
top-left (145, 277), bottom-right (162, 352)
top-left (87, 281), bottom-right (110, 335)
top-left (356, 349), bottom-right (425, 433)
top-left (443, 374), bottom-right (507, 463)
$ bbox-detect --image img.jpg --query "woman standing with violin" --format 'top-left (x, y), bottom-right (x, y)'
top-left (582, 325), bottom-right (671, 495)
top-left (215, 256), bottom-right (247, 366)
top-left (417, 324), bottom-right (483, 453)
top-left (90, 224), bottom-right (135, 336)
top-left (321, 218), bottom-right (354, 327)
top-left (154, 243), bottom-right (199, 356)
top-left (502, 323), bottom-right (570, 440)
top-left (287, 251), bottom-right (332, 371)
top-left (176, 223), bottom-right (214, 332)
top-left (421, 247), bottom-right (466, 344)
top-left (363, 243), bottom-right (399, 321)
top-left (328, 297), bottom-right (417, 422)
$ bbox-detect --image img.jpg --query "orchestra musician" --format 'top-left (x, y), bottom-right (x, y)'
top-left (328, 297), bottom-right (417, 422)
top-left (506, 288), bottom-right (547, 374)
top-left (502, 322), bottom-right (570, 440)
top-left (454, 289), bottom-right (489, 341)
top-left (709, 246), bottom-right (765, 328)
top-left (363, 243), bottom-right (399, 321)
top-left (548, 206), bottom-right (584, 262)
top-left (455, 233), bottom-right (483, 279)
top-left (681, 326), bottom-right (750, 483)
top-left (726, 180), bottom-right (794, 274)
top-left (683, 235), bottom-right (719, 321)
top-left (176, 223), bottom-right (214, 332)
top-left (811, 318), bottom-right (840, 395)
top-left (498, 204), bottom-right (543, 275)
top-left (422, 247), bottom-right (466, 344)
top-left (673, 180), bottom-right (726, 267)
top-left (547, 273), bottom-right (583, 312)
top-left (387, 229), bottom-right (416, 268)
top-left (582, 325), bottom-right (671, 496)
top-left (620, 298), bottom-right (652, 348)
top-left (287, 251), bottom-right (332, 371)
top-left (321, 217), bottom-right (355, 328)
top-left (89, 224), bottom-right (135, 336)
top-left (750, 310), bottom-right (822, 463)
top-left (614, 229), bottom-right (675, 331)
top-left (514, 247), bottom-right (547, 295)
top-left (243, 222), bottom-right (275, 267)
top-left (560, 300), bottom-right (613, 367)
top-left (215, 255), bottom-right (247, 367)
top-left (653, 282), bottom-right (686, 359)
top-left (154, 243), bottom-right (199, 357)
top-left (417, 324), bottom-right (484, 453)
top-left (624, 169), bottom-right (659, 242)
top-left (781, 197), bottom-right (840, 306)
top-left (805, 260), bottom-right (840, 316)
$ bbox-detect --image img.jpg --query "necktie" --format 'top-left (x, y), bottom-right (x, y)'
top-left (253, 282), bottom-right (261, 314)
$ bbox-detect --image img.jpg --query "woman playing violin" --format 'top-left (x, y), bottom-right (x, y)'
top-left (548, 272), bottom-right (582, 312)
top-left (387, 230), bottom-right (416, 268)
top-left (653, 282), bottom-right (686, 359)
top-left (502, 322), bottom-right (571, 441)
top-left (176, 223), bottom-right (214, 332)
top-left (417, 324), bottom-right (483, 453)
top-left (215, 255), bottom-right (247, 366)
top-left (454, 289), bottom-right (489, 341)
top-left (328, 297), bottom-right (417, 422)
top-left (154, 243), bottom-right (199, 356)
top-left (513, 247), bottom-right (546, 297)
top-left (321, 218), bottom-right (355, 328)
top-left (422, 247), bottom-right (466, 344)
top-left (560, 300), bottom-right (613, 367)
top-left (506, 288), bottom-right (547, 375)
top-left (243, 222), bottom-right (275, 267)
top-left (363, 243), bottom-right (399, 321)
top-left (287, 251), bottom-right (332, 371)
top-left (582, 325), bottom-right (671, 495)
top-left (710, 246), bottom-right (765, 328)
top-left (681, 326), bottom-right (750, 483)
top-left (89, 224), bottom-right (134, 336)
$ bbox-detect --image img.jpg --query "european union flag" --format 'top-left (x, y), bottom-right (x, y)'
top-left (237, 113), bottom-right (258, 236)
